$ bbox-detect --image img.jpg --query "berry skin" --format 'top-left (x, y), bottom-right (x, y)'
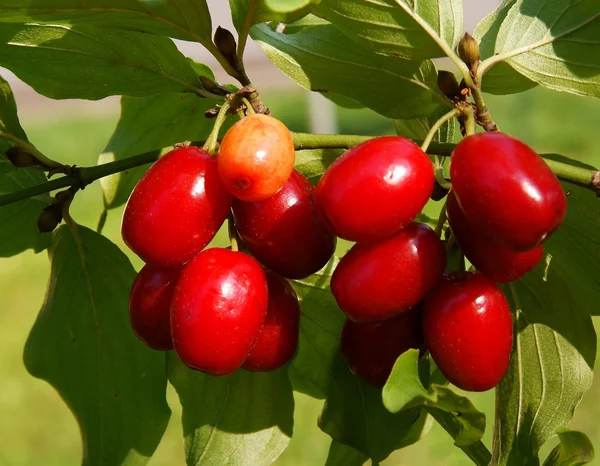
top-left (341, 307), bottom-right (423, 387)
top-left (242, 271), bottom-right (301, 372)
top-left (218, 114), bottom-right (295, 202)
top-left (171, 248), bottom-right (268, 376)
top-left (331, 222), bottom-right (446, 323)
top-left (314, 136), bottom-right (434, 243)
top-left (446, 191), bottom-right (543, 283)
top-left (232, 170), bottom-right (336, 279)
top-left (122, 146), bottom-right (232, 267)
top-left (129, 264), bottom-right (181, 351)
top-left (450, 132), bottom-right (567, 251)
top-left (423, 272), bottom-right (513, 392)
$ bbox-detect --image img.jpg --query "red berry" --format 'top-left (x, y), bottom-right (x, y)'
top-left (446, 191), bottom-right (543, 283)
top-left (450, 133), bottom-right (567, 251)
top-left (129, 264), bottom-right (181, 351)
top-left (242, 271), bottom-right (301, 372)
top-left (171, 248), bottom-right (268, 376)
top-left (218, 114), bottom-right (295, 202)
top-left (314, 136), bottom-right (434, 243)
top-left (122, 146), bottom-right (232, 267)
top-left (232, 170), bottom-right (336, 279)
top-left (341, 307), bottom-right (423, 387)
top-left (331, 223), bottom-right (446, 323)
top-left (423, 272), bottom-right (513, 392)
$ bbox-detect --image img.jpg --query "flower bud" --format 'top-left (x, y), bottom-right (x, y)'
top-left (458, 32), bottom-right (480, 70)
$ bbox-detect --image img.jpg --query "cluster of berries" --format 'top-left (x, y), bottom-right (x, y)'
top-left (122, 111), bottom-right (566, 392)
top-left (318, 133), bottom-right (566, 391)
top-left (122, 114), bottom-right (334, 375)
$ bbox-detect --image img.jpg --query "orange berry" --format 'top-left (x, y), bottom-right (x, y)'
top-left (218, 114), bottom-right (295, 201)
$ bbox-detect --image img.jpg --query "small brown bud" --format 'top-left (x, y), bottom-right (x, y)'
top-left (37, 204), bottom-right (62, 233)
top-left (199, 76), bottom-right (229, 96)
top-left (214, 26), bottom-right (237, 58)
top-left (458, 32), bottom-right (480, 70)
top-left (437, 71), bottom-right (461, 100)
top-left (5, 146), bottom-right (39, 168)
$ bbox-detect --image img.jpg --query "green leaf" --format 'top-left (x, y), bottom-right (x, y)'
top-left (99, 91), bottom-right (228, 209)
top-left (186, 59), bottom-right (217, 82)
top-left (322, 93), bottom-right (364, 110)
top-left (0, 161), bottom-right (51, 256)
top-left (394, 107), bottom-right (457, 143)
top-left (0, 75), bottom-right (27, 140)
top-left (0, 75), bottom-right (50, 256)
top-left (382, 350), bottom-right (485, 448)
top-left (0, 23), bottom-right (200, 100)
top-left (23, 225), bottom-right (170, 465)
top-left (318, 352), bottom-right (424, 462)
top-left (492, 266), bottom-right (596, 465)
top-left (314, 0), bottom-right (463, 61)
top-left (481, 0), bottom-right (600, 98)
top-left (473, 0), bottom-right (538, 95)
top-left (167, 353), bottom-right (293, 466)
top-left (543, 430), bottom-right (595, 466)
top-left (252, 23), bottom-right (448, 119)
top-left (229, 0), bottom-right (320, 40)
top-left (277, 13), bottom-right (330, 34)
top-left (289, 258), bottom-right (346, 398)
top-left (325, 440), bottom-right (368, 466)
top-left (0, 0), bottom-right (213, 46)
top-left (294, 149), bottom-right (343, 185)
top-left (538, 155), bottom-right (600, 315)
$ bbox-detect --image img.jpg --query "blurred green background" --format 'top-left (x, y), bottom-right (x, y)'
top-left (1, 87), bottom-right (599, 466)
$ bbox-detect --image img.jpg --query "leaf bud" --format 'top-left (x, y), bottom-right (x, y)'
top-left (437, 71), bottom-right (461, 99)
top-left (37, 204), bottom-right (62, 233)
top-left (5, 146), bottom-right (39, 168)
top-left (214, 26), bottom-right (237, 58)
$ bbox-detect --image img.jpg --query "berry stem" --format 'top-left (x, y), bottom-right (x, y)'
top-left (228, 213), bottom-right (239, 252)
top-left (434, 201), bottom-right (448, 238)
top-left (203, 99), bottom-right (232, 155)
top-left (421, 109), bottom-right (460, 153)
top-left (241, 97), bottom-right (256, 115)
top-left (434, 156), bottom-right (452, 190)
top-left (0, 134), bottom-right (598, 208)
top-left (461, 105), bottom-right (477, 137)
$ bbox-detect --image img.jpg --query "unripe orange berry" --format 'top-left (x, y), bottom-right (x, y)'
top-left (218, 114), bottom-right (295, 202)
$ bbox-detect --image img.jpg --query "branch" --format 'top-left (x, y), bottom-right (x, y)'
top-left (0, 134), bottom-right (597, 208)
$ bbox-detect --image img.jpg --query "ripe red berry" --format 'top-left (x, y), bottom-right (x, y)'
top-left (242, 271), bottom-right (301, 372)
top-left (314, 136), bottom-right (434, 243)
top-left (232, 170), bottom-right (336, 279)
top-left (450, 133), bottom-right (567, 251)
top-left (171, 248), bottom-right (268, 376)
top-left (446, 191), bottom-right (543, 283)
top-left (341, 307), bottom-right (423, 387)
top-left (423, 272), bottom-right (513, 392)
top-left (331, 223), bottom-right (446, 323)
top-left (129, 264), bottom-right (181, 351)
top-left (218, 114), bottom-right (295, 202)
top-left (122, 146), bottom-right (232, 267)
